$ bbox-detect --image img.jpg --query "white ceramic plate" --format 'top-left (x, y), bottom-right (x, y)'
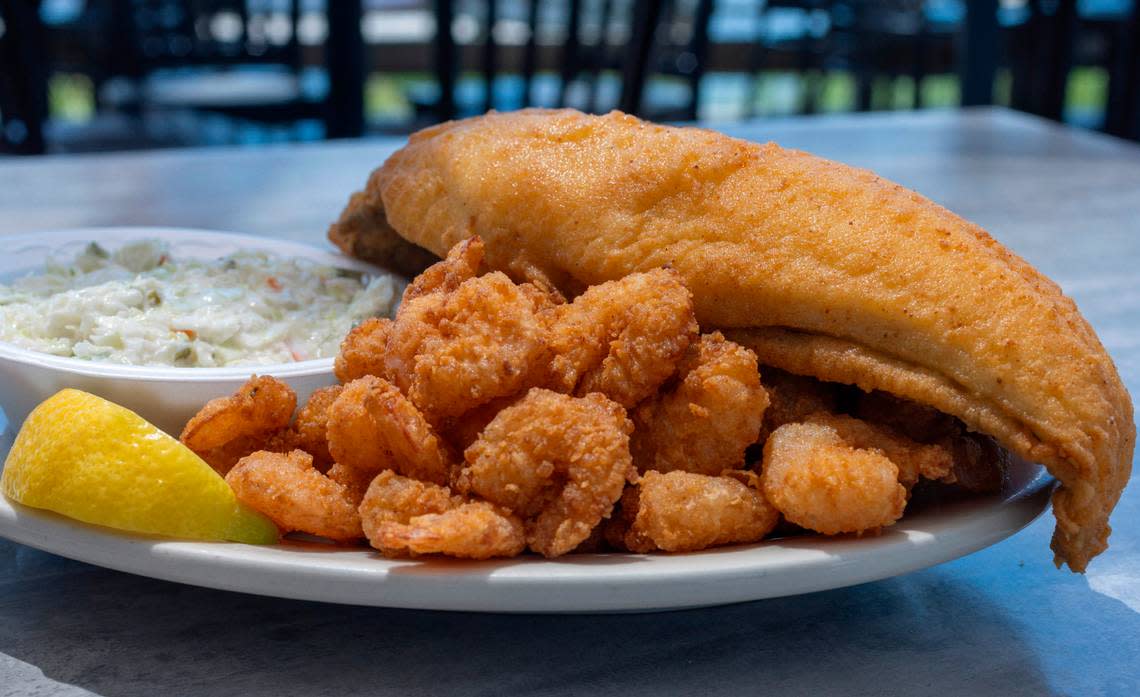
top-left (0, 421), bottom-right (1054, 613)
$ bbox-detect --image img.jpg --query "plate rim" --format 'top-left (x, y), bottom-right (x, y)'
top-left (0, 432), bottom-right (1056, 613)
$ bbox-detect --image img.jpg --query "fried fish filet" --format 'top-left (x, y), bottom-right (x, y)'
top-left (329, 109), bottom-right (1134, 572)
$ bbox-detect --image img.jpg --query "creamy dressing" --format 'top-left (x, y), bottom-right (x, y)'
top-left (0, 240), bottom-right (400, 367)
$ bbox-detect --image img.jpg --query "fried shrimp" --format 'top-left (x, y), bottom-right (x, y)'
top-left (326, 376), bottom-right (454, 484)
top-left (359, 470), bottom-right (525, 559)
top-left (326, 463), bottom-right (376, 504)
top-left (335, 317), bottom-right (394, 384)
top-left (614, 471), bottom-right (780, 552)
top-left (761, 421), bottom-right (907, 535)
top-left (458, 388), bottom-right (635, 557)
top-left (395, 272), bottom-right (549, 422)
top-left (180, 375), bottom-right (297, 474)
top-left (364, 238), bottom-right (549, 423)
top-left (803, 412), bottom-right (954, 489)
top-left (290, 385), bottom-right (343, 470)
top-left (631, 333), bottom-right (768, 475)
top-left (358, 470), bottom-right (455, 556)
top-left (544, 269), bottom-right (698, 408)
top-left (331, 235), bottom-right (476, 388)
top-left (225, 450), bottom-right (362, 542)
top-left (374, 504), bottom-right (527, 559)
top-left (400, 235), bottom-right (483, 302)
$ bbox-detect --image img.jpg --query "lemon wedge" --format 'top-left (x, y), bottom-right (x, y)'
top-left (2, 389), bottom-right (278, 544)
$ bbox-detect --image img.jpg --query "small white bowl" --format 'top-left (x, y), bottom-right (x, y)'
top-left (0, 227), bottom-right (392, 437)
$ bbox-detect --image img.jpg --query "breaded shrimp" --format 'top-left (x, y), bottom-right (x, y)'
top-left (756, 368), bottom-right (840, 444)
top-left (335, 317), bottom-right (394, 384)
top-left (380, 236), bottom-right (541, 420)
top-left (544, 269), bottom-right (698, 407)
top-left (631, 332), bottom-right (768, 475)
top-left (225, 450), bottom-right (362, 542)
top-left (180, 375), bottom-right (297, 474)
top-left (400, 235), bottom-right (483, 303)
top-left (358, 469), bottom-right (455, 557)
top-left (384, 271), bottom-right (550, 422)
top-left (458, 388), bottom-right (635, 557)
top-left (617, 470), bottom-right (780, 552)
top-left (760, 421), bottom-right (907, 535)
top-left (290, 385), bottom-right (343, 470)
top-left (374, 504), bottom-right (527, 559)
top-left (803, 412), bottom-right (954, 489)
top-left (359, 470), bottom-right (525, 559)
top-left (326, 376), bottom-right (454, 485)
top-left (326, 462), bottom-right (376, 504)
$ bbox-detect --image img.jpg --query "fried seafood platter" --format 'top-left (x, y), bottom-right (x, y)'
top-left (184, 236), bottom-right (1021, 563)
top-left (325, 109), bottom-right (1134, 572)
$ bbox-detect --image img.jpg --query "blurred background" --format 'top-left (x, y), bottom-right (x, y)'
top-left (0, 0), bottom-right (1137, 155)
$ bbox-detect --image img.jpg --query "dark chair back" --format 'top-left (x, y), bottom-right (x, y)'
top-left (1104, 1), bottom-right (1139, 140)
top-left (104, 0), bottom-right (364, 138)
top-left (1006, 0), bottom-right (1078, 121)
top-left (116, 0), bottom-right (303, 70)
top-left (431, 0), bottom-right (675, 121)
top-left (639, 0), bottom-right (713, 120)
top-left (0, 0), bottom-right (48, 154)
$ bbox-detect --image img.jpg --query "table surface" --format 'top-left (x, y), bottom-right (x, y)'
top-left (1, 107), bottom-right (1138, 697)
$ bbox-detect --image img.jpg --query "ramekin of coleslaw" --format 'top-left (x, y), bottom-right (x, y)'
top-left (0, 228), bottom-right (408, 436)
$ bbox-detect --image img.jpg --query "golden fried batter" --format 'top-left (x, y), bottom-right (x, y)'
top-left (440, 395), bottom-right (520, 453)
top-left (617, 471), bottom-right (779, 553)
top-left (400, 235), bottom-right (483, 302)
top-left (335, 317), bottom-right (394, 384)
top-left (326, 376), bottom-right (454, 485)
top-left (359, 470), bottom-right (525, 559)
top-left (761, 422), bottom-right (907, 535)
top-left (335, 237), bottom-right (548, 423)
top-left (327, 188), bottom-right (438, 278)
top-left (392, 270), bottom-right (549, 422)
top-left (290, 385), bottom-right (342, 470)
top-left (631, 332), bottom-right (767, 475)
top-left (180, 375), bottom-right (297, 474)
top-left (226, 450), bottom-right (362, 542)
top-left (544, 268), bottom-right (698, 408)
top-left (458, 388), bottom-right (635, 557)
top-left (326, 462), bottom-right (376, 504)
top-left (802, 412), bottom-right (954, 490)
top-left (335, 109), bottom-right (1133, 571)
top-left (853, 389), bottom-right (1006, 493)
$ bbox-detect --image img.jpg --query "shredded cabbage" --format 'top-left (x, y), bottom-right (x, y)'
top-left (0, 240), bottom-right (400, 367)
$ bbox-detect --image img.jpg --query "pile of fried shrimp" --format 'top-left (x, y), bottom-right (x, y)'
top-left (179, 236), bottom-right (1008, 560)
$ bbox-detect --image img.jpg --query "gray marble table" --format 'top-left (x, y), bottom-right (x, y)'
top-left (1, 107), bottom-right (1138, 696)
